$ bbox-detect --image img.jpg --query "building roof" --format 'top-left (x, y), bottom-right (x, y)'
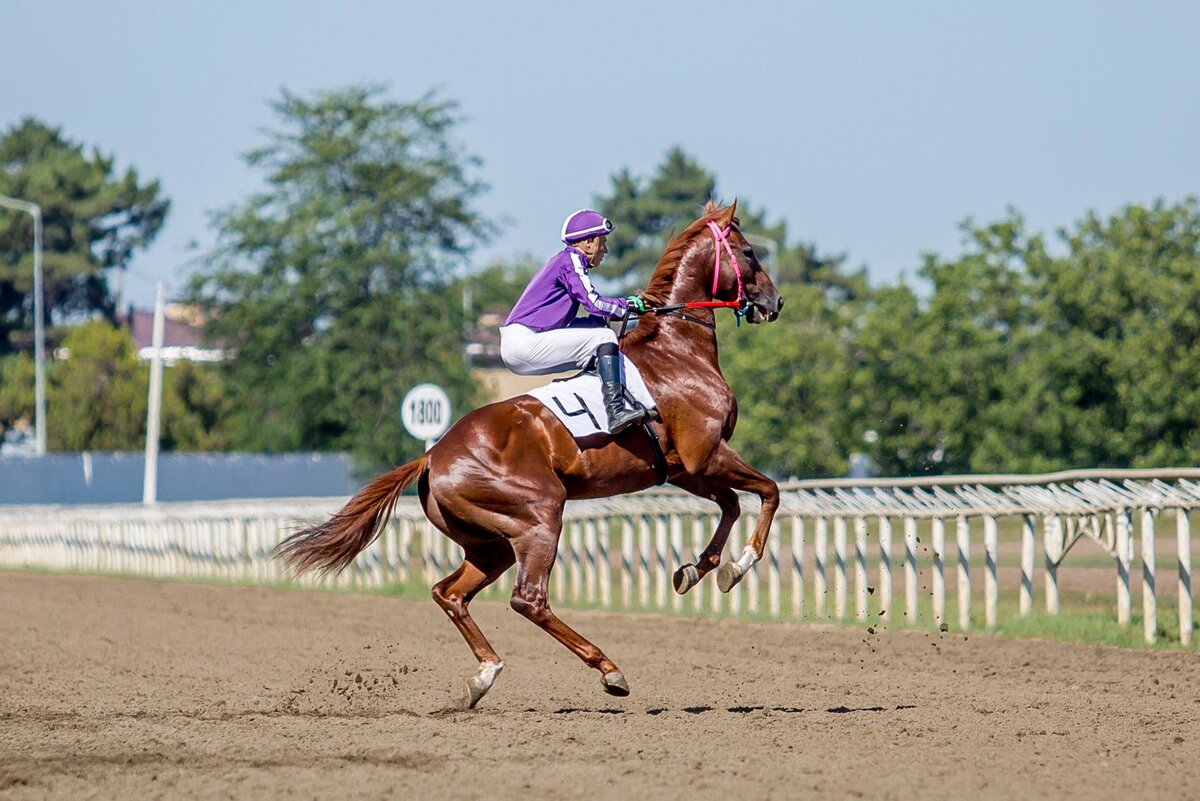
top-left (121, 306), bottom-right (227, 364)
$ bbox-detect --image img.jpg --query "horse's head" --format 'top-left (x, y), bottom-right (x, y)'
top-left (642, 201), bottom-right (785, 325)
top-left (704, 201), bottom-right (784, 324)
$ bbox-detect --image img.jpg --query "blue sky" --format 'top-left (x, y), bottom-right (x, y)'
top-left (3, 1), bottom-right (1198, 307)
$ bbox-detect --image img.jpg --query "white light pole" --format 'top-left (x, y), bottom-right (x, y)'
top-left (142, 281), bottom-right (166, 505)
top-left (0, 195), bottom-right (47, 455)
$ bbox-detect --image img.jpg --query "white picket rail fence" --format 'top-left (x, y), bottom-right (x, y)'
top-left (0, 468), bottom-right (1195, 645)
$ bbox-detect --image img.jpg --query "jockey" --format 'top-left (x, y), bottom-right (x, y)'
top-left (500, 209), bottom-right (649, 435)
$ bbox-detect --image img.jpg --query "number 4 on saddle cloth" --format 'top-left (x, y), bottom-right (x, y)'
top-left (524, 355), bottom-right (668, 484)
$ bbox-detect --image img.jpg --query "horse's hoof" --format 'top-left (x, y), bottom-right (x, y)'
top-left (464, 661), bottom-right (503, 709)
top-left (601, 671), bottom-right (630, 697)
top-left (672, 564), bottom-right (700, 595)
top-left (716, 561), bottom-right (744, 593)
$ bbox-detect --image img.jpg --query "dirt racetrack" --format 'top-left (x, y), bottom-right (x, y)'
top-left (2, 571), bottom-right (1198, 800)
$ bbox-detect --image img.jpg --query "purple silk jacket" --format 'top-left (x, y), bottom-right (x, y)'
top-left (504, 247), bottom-right (629, 332)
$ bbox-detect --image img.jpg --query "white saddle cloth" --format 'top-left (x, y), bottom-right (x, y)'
top-left (525, 355), bottom-right (657, 438)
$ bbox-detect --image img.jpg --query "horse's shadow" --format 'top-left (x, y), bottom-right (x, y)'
top-left (429, 703), bottom-right (918, 718)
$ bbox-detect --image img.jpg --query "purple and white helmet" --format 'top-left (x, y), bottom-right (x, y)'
top-left (561, 209), bottom-right (615, 244)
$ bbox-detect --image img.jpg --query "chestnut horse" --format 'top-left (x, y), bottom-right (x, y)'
top-left (277, 201), bottom-right (784, 708)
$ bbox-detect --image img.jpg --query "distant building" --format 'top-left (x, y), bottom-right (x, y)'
top-left (464, 309), bottom-right (506, 368)
top-left (122, 304), bottom-right (228, 364)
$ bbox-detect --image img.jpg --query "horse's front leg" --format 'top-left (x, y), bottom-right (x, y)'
top-left (667, 476), bottom-right (741, 594)
top-left (684, 441), bottom-right (781, 594)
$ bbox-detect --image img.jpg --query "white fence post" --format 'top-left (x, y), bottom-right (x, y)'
top-left (1117, 509), bottom-right (1132, 626)
top-left (814, 517), bottom-right (828, 618)
top-left (904, 517), bottom-right (918, 624)
top-left (1178, 509), bottom-right (1193, 647)
top-left (791, 515), bottom-right (805, 619)
top-left (568, 520), bottom-right (583, 604)
top-left (984, 515), bottom-right (998, 630)
top-left (833, 517), bottom-right (847, 621)
top-left (638, 516), bottom-right (652, 609)
top-left (957, 515), bottom-right (971, 631)
top-left (878, 516), bottom-right (892, 621)
top-left (584, 520), bottom-right (598, 605)
top-left (621, 518), bottom-right (634, 609)
top-left (595, 520), bottom-right (612, 609)
top-left (854, 517), bottom-right (868, 622)
top-left (669, 515), bottom-right (683, 612)
top-left (654, 516), bottom-right (668, 610)
top-left (768, 520), bottom-right (781, 618)
top-left (1044, 515), bottom-right (1061, 616)
top-left (932, 517), bottom-right (946, 628)
top-left (1142, 508), bottom-right (1157, 645)
top-left (1020, 514), bottom-right (1035, 617)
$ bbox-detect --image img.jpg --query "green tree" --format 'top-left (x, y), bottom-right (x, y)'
top-left (0, 352), bottom-right (36, 440)
top-left (189, 86), bottom-right (494, 471)
top-left (852, 199), bottom-right (1200, 475)
top-left (161, 360), bottom-right (232, 452)
top-left (48, 321), bottom-right (148, 450)
top-left (0, 118), bottom-right (169, 353)
top-left (3, 321), bottom-right (228, 452)
top-left (719, 281), bottom-right (858, 478)
top-left (1020, 200), bottom-right (1200, 468)
top-left (458, 260), bottom-right (537, 318)
top-left (598, 147), bottom-right (716, 288)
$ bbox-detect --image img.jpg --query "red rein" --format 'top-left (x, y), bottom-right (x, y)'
top-left (679, 301), bottom-right (743, 309)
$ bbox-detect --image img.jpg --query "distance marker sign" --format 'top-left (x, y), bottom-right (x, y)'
top-left (401, 383), bottom-right (451, 445)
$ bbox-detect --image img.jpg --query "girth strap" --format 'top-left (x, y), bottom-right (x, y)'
top-left (619, 386), bottom-right (667, 485)
top-left (640, 417), bottom-right (669, 486)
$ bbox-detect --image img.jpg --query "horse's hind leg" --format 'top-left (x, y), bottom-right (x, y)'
top-left (431, 539), bottom-right (515, 709)
top-left (508, 529), bottom-right (630, 697)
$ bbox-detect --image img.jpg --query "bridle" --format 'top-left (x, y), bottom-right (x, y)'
top-left (707, 220), bottom-right (746, 307)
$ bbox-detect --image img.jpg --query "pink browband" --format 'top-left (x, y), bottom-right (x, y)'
top-left (707, 221), bottom-right (745, 302)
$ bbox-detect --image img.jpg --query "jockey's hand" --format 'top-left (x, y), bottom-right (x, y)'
top-left (625, 295), bottom-right (647, 313)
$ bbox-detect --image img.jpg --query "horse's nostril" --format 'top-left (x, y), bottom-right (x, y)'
top-left (776, 296), bottom-right (785, 312)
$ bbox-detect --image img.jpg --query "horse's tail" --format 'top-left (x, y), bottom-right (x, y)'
top-left (275, 454), bottom-right (429, 576)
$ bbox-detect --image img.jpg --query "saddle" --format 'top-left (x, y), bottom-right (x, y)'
top-left (525, 361), bottom-right (668, 485)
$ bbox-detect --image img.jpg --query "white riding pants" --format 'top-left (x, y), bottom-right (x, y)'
top-left (499, 323), bottom-right (618, 376)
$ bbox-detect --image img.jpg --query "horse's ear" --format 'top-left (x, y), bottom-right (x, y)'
top-left (716, 198), bottom-right (738, 227)
top-left (704, 199), bottom-right (718, 214)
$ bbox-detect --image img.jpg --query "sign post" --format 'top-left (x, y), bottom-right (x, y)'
top-left (401, 383), bottom-right (451, 451)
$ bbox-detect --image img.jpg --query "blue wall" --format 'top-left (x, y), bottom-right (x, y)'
top-left (0, 453), bottom-right (356, 505)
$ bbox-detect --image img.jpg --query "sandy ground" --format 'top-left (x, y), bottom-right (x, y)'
top-left (1, 571), bottom-right (1198, 801)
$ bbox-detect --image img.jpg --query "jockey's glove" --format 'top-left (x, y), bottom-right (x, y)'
top-left (625, 295), bottom-right (647, 313)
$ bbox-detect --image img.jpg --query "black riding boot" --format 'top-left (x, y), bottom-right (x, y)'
top-left (596, 342), bottom-right (647, 435)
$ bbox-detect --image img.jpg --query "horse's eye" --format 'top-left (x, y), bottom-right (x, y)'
top-left (742, 246), bottom-right (755, 258)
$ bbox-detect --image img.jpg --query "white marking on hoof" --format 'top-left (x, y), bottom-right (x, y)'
top-left (673, 563), bottom-right (700, 594)
top-left (716, 561), bottom-right (743, 592)
top-left (717, 546), bottom-right (759, 593)
top-left (465, 660), bottom-right (503, 709)
top-left (602, 671), bottom-right (630, 696)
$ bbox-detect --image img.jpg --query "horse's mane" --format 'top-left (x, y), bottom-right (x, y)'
top-left (641, 203), bottom-right (734, 305)
top-left (623, 203), bottom-right (735, 348)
